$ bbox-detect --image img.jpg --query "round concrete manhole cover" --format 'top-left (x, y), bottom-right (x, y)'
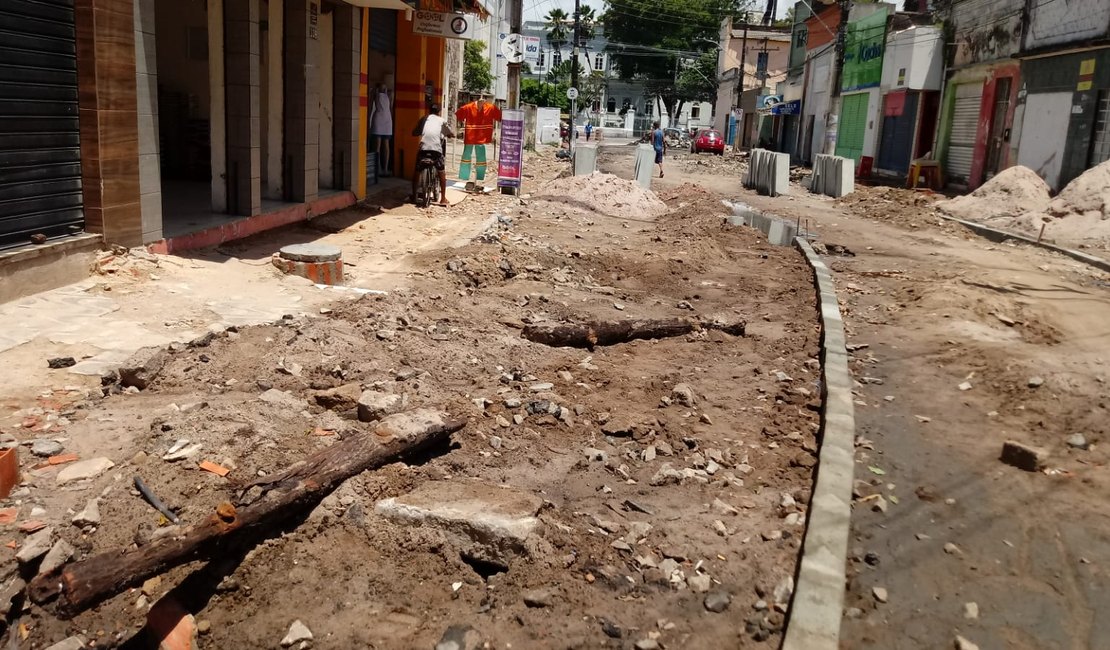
top-left (278, 243), bottom-right (342, 262)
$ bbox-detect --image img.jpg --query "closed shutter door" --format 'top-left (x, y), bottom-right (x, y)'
top-left (1089, 90), bottom-right (1110, 167)
top-left (947, 83), bottom-right (982, 183)
top-left (877, 92), bottom-right (919, 174)
top-left (835, 93), bottom-right (868, 163)
top-left (0, 0), bottom-right (82, 250)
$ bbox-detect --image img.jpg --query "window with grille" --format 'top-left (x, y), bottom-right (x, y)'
top-left (553, 50), bottom-right (562, 66)
top-left (691, 105), bottom-right (700, 119)
top-left (538, 51), bottom-right (545, 68)
top-left (1090, 91), bottom-right (1110, 167)
top-left (756, 52), bottom-right (769, 79)
top-left (594, 54), bottom-right (604, 71)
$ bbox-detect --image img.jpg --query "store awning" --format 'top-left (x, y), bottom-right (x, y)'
top-left (340, 0), bottom-right (414, 11)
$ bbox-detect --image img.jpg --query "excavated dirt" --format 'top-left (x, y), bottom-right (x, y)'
top-left (1, 178), bottom-right (820, 648)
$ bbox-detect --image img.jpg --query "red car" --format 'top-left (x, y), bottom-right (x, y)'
top-left (691, 129), bottom-right (725, 155)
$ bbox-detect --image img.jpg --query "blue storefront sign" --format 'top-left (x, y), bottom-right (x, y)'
top-left (771, 99), bottom-right (801, 115)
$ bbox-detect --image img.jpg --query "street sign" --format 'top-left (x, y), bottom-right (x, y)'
top-left (412, 11), bottom-right (475, 40)
top-left (501, 33), bottom-right (525, 63)
top-left (566, 87), bottom-right (579, 100)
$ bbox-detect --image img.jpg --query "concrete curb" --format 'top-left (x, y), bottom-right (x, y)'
top-left (781, 237), bottom-right (856, 650)
top-left (937, 213), bottom-right (1110, 273)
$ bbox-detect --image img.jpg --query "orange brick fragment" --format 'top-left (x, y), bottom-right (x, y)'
top-left (48, 453), bottom-right (79, 465)
top-left (198, 461), bottom-right (230, 477)
top-left (0, 508), bottom-right (17, 525)
top-left (18, 520), bottom-right (46, 533)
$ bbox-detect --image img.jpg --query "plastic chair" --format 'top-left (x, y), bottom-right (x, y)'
top-left (907, 159), bottom-right (942, 190)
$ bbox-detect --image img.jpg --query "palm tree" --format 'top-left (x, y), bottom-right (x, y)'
top-left (545, 8), bottom-right (569, 52)
top-left (578, 5), bottom-right (597, 43)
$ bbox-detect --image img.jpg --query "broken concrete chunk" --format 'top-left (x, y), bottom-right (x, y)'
top-left (56, 457), bottom-right (114, 484)
top-left (259, 389), bottom-right (307, 411)
top-left (436, 625), bottom-right (482, 650)
top-left (39, 538), bottom-right (75, 575)
top-left (1066, 433), bottom-right (1089, 450)
top-left (649, 463), bottom-right (684, 486)
top-left (72, 498), bottom-right (101, 527)
top-left (1000, 440), bottom-right (1048, 472)
top-left (31, 439), bottom-right (65, 458)
top-left (312, 384), bottom-right (363, 411)
top-left (281, 620), bottom-right (313, 647)
top-left (376, 481), bottom-right (543, 566)
top-left (16, 526), bottom-right (54, 564)
top-left (357, 391), bottom-right (403, 422)
top-left (522, 587), bottom-right (556, 608)
top-left (704, 591), bottom-right (731, 613)
top-left (687, 573), bottom-right (712, 593)
top-left (119, 346), bottom-right (169, 390)
top-left (670, 383), bottom-right (696, 407)
top-left (44, 638), bottom-right (87, 650)
top-left (163, 441), bottom-right (202, 462)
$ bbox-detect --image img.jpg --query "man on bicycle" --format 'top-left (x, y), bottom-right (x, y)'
top-left (411, 103), bottom-right (455, 207)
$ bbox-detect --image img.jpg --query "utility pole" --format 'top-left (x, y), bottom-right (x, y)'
top-left (734, 18), bottom-right (748, 150)
top-left (507, 0), bottom-right (522, 108)
top-left (825, 0), bottom-right (850, 154)
top-left (569, 0), bottom-right (581, 160)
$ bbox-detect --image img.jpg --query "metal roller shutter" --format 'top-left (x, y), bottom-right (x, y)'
top-left (835, 92), bottom-right (869, 163)
top-left (946, 82), bottom-right (982, 183)
top-left (0, 0), bottom-right (83, 250)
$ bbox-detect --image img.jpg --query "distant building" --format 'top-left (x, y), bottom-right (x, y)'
top-left (712, 19), bottom-right (791, 149)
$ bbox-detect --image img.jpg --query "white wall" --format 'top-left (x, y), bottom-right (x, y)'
top-left (804, 48), bottom-right (833, 160)
top-left (1016, 92), bottom-right (1073, 190)
top-left (860, 87), bottom-right (882, 161)
top-left (881, 26), bottom-right (943, 93)
top-left (1025, 0), bottom-right (1110, 51)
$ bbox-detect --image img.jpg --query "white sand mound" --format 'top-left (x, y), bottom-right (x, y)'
top-left (534, 172), bottom-right (668, 219)
top-left (938, 165), bottom-right (1051, 221)
top-left (1048, 159), bottom-right (1110, 220)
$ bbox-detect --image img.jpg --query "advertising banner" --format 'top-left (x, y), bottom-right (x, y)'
top-left (497, 109), bottom-right (525, 189)
top-left (413, 11), bottom-right (475, 40)
top-left (841, 10), bottom-right (888, 91)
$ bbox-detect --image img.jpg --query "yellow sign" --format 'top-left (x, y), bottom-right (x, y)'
top-left (1078, 58), bottom-right (1095, 91)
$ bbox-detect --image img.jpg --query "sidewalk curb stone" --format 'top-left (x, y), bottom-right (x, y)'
top-left (781, 237), bottom-right (856, 650)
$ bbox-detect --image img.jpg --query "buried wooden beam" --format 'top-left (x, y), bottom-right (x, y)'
top-left (521, 318), bottom-right (746, 350)
top-left (29, 410), bottom-right (465, 617)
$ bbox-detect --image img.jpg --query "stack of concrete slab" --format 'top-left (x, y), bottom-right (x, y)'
top-left (810, 154), bottom-right (855, 198)
top-left (743, 148), bottom-right (790, 197)
top-left (573, 143), bottom-right (598, 176)
top-left (633, 144), bottom-right (655, 188)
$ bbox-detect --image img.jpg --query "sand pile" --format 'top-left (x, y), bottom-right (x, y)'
top-left (938, 165), bottom-right (1051, 221)
top-left (533, 172), bottom-right (668, 219)
top-left (1048, 159), bottom-right (1110, 219)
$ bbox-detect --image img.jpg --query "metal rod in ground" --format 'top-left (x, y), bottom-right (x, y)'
top-left (134, 475), bottom-right (180, 524)
top-left (1038, 223), bottom-right (1046, 243)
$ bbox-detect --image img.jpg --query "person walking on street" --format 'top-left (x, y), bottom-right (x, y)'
top-left (652, 121), bottom-right (666, 178)
top-left (369, 83), bottom-right (394, 176)
top-left (454, 94), bottom-right (501, 190)
top-left (411, 103), bottom-right (455, 207)
top-left (585, 122), bottom-right (593, 141)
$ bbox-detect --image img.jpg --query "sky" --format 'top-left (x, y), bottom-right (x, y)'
top-left (522, 0), bottom-right (790, 24)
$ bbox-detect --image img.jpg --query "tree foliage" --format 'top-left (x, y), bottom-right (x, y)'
top-left (545, 59), bottom-right (605, 115)
top-left (676, 51), bottom-right (718, 105)
top-left (521, 78), bottom-right (569, 111)
top-left (545, 8), bottom-right (570, 50)
top-left (463, 40), bottom-right (492, 93)
top-left (603, 0), bottom-right (747, 120)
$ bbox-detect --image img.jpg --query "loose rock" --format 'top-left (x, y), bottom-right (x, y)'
top-left (357, 391), bottom-right (403, 422)
top-left (671, 383), bottom-right (696, 406)
top-left (281, 620), bottom-right (313, 647)
top-left (119, 346), bottom-right (169, 389)
top-left (44, 638), bottom-right (86, 650)
top-left (56, 457), bottom-right (114, 484)
top-left (688, 573), bottom-right (712, 593)
top-left (999, 440), bottom-right (1048, 472)
top-left (1066, 433), bottom-right (1089, 450)
top-left (39, 538), bottom-right (75, 575)
top-left (955, 635), bottom-right (980, 650)
top-left (704, 591), bottom-right (731, 613)
top-left (1027, 376), bottom-right (1044, 388)
top-left (436, 625), bottom-right (482, 650)
top-left (964, 601), bottom-right (979, 619)
top-left (872, 586), bottom-right (888, 603)
top-left (31, 439), bottom-right (65, 457)
top-left (16, 526), bottom-right (54, 564)
top-left (523, 587), bottom-right (556, 608)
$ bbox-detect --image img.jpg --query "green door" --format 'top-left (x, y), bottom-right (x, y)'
top-left (835, 93), bottom-right (869, 163)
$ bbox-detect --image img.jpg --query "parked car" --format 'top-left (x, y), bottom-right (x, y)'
top-left (691, 129), bottom-right (725, 155)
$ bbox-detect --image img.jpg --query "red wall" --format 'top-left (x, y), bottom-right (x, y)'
top-left (970, 62), bottom-right (1020, 188)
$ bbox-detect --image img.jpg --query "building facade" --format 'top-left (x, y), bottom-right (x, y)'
top-left (712, 20), bottom-right (791, 148)
top-left (0, 0), bottom-right (460, 257)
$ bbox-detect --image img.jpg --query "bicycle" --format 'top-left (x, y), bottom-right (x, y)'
top-left (415, 160), bottom-right (440, 208)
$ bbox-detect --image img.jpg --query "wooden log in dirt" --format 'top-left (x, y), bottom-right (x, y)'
top-left (29, 409), bottom-right (465, 617)
top-left (521, 317), bottom-right (746, 350)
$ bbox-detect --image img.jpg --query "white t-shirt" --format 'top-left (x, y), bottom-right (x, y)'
top-left (420, 114), bottom-right (447, 154)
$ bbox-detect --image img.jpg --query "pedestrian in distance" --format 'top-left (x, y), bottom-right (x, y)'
top-left (652, 121), bottom-right (666, 178)
top-left (585, 122), bottom-right (593, 141)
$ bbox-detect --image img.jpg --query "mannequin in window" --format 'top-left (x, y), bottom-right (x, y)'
top-left (369, 83), bottom-right (394, 177)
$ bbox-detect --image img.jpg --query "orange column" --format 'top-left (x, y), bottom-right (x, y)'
top-left (393, 14), bottom-right (447, 180)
